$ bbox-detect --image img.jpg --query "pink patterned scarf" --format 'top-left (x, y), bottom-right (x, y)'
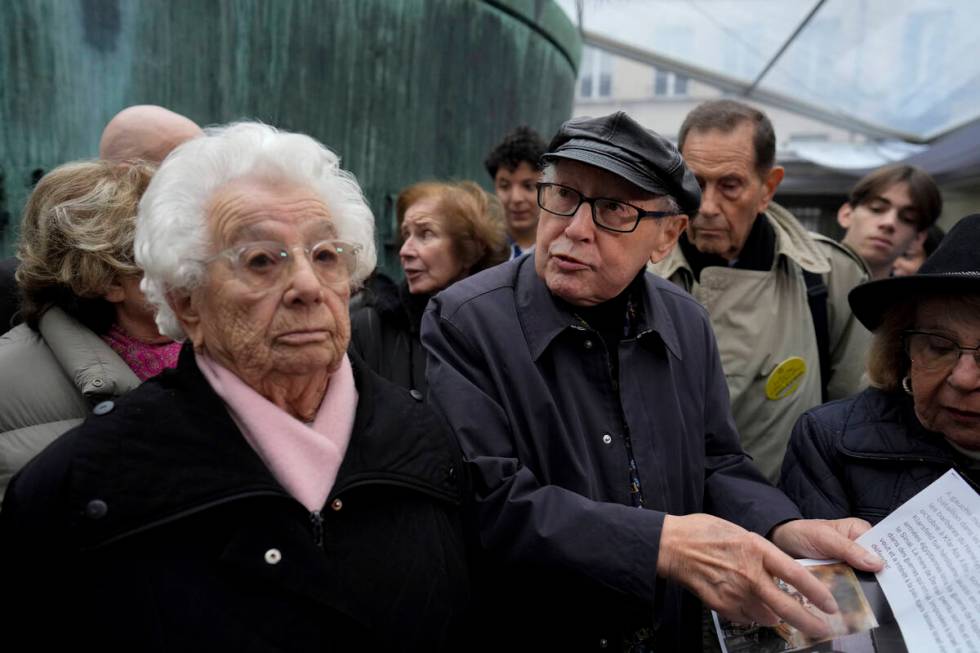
top-left (195, 351), bottom-right (357, 512)
top-left (102, 324), bottom-right (181, 381)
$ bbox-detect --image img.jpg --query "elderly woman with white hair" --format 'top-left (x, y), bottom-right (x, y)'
top-left (0, 123), bottom-right (469, 651)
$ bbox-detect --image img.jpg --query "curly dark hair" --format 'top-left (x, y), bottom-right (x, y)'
top-left (484, 126), bottom-right (547, 179)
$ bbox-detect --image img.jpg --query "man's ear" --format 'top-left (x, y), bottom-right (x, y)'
top-left (837, 202), bottom-right (853, 230)
top-left (756, 165), bottom-right (785, 213)
top-left (168, 290), bottom-right (204, 348)
top-left (650, 215), bottom-right (689, 264)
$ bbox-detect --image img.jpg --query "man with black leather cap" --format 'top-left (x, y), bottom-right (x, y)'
top-left (422, 111), bottom-right (883, 651)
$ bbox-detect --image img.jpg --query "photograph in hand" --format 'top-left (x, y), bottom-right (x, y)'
top-left (714, 561), bottom-right (907, 653)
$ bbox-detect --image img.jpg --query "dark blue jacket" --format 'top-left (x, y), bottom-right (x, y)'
top-left (780, 387), bottom-right (980, 524)
top-left (422, 254), bottom-right (800, 652)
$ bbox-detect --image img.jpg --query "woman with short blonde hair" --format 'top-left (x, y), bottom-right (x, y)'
top-left (0, 159), bottom-right (175, 499)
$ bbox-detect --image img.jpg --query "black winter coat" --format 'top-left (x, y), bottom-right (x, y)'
top-left (779, 387), bottom-right (980, 524)
top-left (0, 345), bottom-right (469, 652)
top-left (350, 274), bottom-right (429, 394)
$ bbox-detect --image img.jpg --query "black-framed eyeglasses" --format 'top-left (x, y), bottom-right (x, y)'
top-left (536, 182), bottom-right (676, 233)
top-left (903, 330), bottom-right (980, 371)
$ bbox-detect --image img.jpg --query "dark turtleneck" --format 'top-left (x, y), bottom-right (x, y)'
top-left (558, 272), bottom-right (646, 382)
top-left (680, 212), bottom-right (775, 282)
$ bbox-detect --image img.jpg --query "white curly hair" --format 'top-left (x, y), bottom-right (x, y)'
top-left (135, 121), bottom-right (376, 340)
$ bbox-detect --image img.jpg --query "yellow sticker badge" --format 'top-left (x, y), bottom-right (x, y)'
top-left (765, 356), bottom-right (806, 400)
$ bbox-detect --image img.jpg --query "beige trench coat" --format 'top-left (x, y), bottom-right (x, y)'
top-left (648, 203), bottom-right (870, 481)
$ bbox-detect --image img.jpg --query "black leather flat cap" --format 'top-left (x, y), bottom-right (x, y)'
top-left (543, 112), bottom-right (701, 216)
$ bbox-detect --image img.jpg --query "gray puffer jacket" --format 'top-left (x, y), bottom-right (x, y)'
top-left (0, 307), bottom-right (139, 500)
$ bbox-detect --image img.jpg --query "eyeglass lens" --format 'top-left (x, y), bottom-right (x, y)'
top-left (538, 183), bottom-right (639, 231)
top-left (906, 332), bottom-right (980, 369)
top-left (232, 241), bottom-right (355, 288)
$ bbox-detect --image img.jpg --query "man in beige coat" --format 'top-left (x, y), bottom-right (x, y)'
top-left (649, 100), bottom-right (869, 481)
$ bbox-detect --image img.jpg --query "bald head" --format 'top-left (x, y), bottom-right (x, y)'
top-left (99, 105), bottom-right (203, 164)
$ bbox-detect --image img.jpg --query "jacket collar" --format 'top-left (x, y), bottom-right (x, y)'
top-left (38, 306), bottom-right (140, 399)
top-left (837, 388), bottom-right (957, 461)
top-left (517, 253), bottom-right (682, 361)
top-left (766, 202), bottom-right (831, 274)
top-left (649, 201), bottom-right (831, 284)
top-left (69, 344), bottom-right (460, 546)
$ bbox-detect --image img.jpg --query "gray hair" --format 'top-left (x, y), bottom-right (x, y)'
top-left (136, 121), bottom-right (377, 340)
top-left (540, 162), bottom-right (682, 216)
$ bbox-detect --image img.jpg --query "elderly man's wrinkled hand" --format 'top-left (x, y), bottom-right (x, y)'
top-left (770, 518), bottom-right (884, 572)
top-left (657, 513), bottom-right (845, 638)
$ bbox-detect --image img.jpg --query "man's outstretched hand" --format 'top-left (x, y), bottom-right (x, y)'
top-left (657, 514), bottom-right (883, 638)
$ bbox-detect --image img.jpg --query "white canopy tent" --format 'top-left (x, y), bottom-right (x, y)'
top-left (557, 0), bottom-right (980, 151)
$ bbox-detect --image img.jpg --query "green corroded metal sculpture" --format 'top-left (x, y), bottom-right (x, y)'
top-left (0, 0), bottom-right (580, 273)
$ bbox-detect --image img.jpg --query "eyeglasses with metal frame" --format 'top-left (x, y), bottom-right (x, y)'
top-left (903, 330), bottom-right (980, 371)
top-left (205, 239), bottom-right (361, 289)
top-left (536, 182), bottom-right (676, 233)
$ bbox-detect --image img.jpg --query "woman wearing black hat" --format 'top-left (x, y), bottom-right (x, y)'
top-left (780, 214), bottom-right (980, 523)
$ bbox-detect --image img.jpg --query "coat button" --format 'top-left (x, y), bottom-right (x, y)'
top-left (602, 433), bottom-right (612, 445)
top-left (84, 499), bottom-right (108, 519)
top-left (92, 400), bottom-right (114, 415)
top-left (583, 339), bottom-right (594, 350)
top-left (331, 498), bottom-right (343, 512)
top-left (92, 378), bottom-right (104, 388)
top-left (447, 465), bottom-right (456, 481)
top-left (264, 548), bottom-right (282, 565)
top-left (409, 388), bottom-right (423, 401)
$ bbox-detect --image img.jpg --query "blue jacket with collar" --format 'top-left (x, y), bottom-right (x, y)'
top-left (422, 254), bottom-right (800, 652)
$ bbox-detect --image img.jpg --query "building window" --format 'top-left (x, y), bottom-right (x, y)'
top-left (579, 46), bottom-right (613, 99)
top-left (652, 67), bottom-right (689, 97)
top-left (674, 74), bottom-right (688, 95)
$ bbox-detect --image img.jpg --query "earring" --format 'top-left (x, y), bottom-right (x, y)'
top-left (902, 375), bottom-right (913, 395)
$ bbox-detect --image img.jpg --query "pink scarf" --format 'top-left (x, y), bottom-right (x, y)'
top-left (102, 324), bottom-right (181, 381)
top-left (195, 352), bottom-right (357, 512)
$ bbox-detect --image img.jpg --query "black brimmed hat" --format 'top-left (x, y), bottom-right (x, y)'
top-left (542, 112), bottom-right (701, 216)
top-left (849, 213), bottom-right (980, 331)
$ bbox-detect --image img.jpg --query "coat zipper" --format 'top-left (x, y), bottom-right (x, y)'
top-left (86, 476), bottom-right (457, 552)
top-left (85, 489), bottom-right (287, 550)
top-left (840, 451), bottom-right (980, 493)
top-left (310, 510), bottom-right (324, 547)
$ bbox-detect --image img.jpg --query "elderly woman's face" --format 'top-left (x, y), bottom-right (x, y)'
top-left (909, 298), bottom-right (980, 450)
top-left (181, 179), bottom-right (351, 379)
top-left (399, 197), bottom-right (466, 295)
